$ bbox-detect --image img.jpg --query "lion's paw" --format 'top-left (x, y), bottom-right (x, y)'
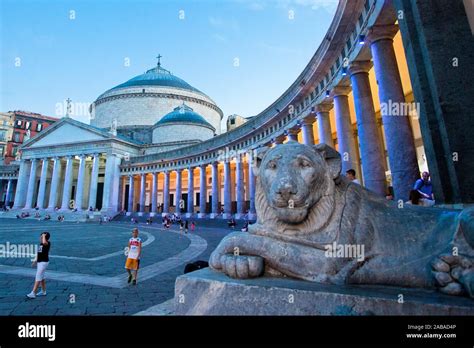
top-left (217, 254), bottom-right (264, 279)
top-left (432, 254), bottom-right (473, 297)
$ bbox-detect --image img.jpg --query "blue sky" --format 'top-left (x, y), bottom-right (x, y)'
top-left (0, 0), bottom-right (338, 124)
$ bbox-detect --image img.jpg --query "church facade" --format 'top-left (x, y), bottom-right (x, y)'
top-left (1, 0), bottom-right (473, 220)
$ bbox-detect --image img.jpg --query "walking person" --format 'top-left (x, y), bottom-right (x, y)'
top-left (413, 171), bottom-right (435, 206)
top-left (191, 221), bottom-right (195, 232)
top-left (184, 220), bottom-right (189, 234)
top-left (125, 228), bottom-right (142, 285)
top-left (27, 232), bottom-right (51, 299)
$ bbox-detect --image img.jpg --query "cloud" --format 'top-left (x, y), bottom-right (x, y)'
top-left (212, 33), bottom-right (228, 43)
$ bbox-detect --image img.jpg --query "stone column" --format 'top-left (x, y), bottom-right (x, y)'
top-left (36, 158), bottom-right (49, 209)
top-left (60, 156), bottom-right (74, 211)
top-left (248, 154), bottom-right (257, 219)
top-left (88, 154), bottom-right (100, 210)
top-left (210, 162), bottom-right (219, 218)
top-left (301, 116), bottom-right (316, 145)
top-left (138, 173), bottom-right (146, 215)
top-left (13, 160), bottom-right (30, 209)
top-left (315, 102), bottom-right (334, 147)
top-left (24, 159), bottom-right (38, 209)
top-left (394, 0), bottom-right (474, 204)
top-left (74, 155), bottom-right (87, 210)
top-left (186, 167), bottom-right (194, 217)
top-left (349, 61), bottom-right (387, 196)
top-left (175, 169), bottom-right (182, 215)
top-left (199, 165), bottom-right (207, 218)
top-left (223, 161), bottom-right (232, 218)
top-left (4, 179), bottom-right (13, 207)
top-left (332, 86), bottom-right (361, 175)
top-left (47, 157), bottom-right (62, 210)
top-left (368, 25), bottom-right (420, 201)
top-left (127, 175), bottom-right (135, 213)
top-left (162, 171), bottom-right (170, 216)
top-left (151, 172), bottom-right (157, 216)
top-left (101, 154), bottom-right (122, 214)
top-left (286, 129), bottom-right (299, 142)
top-left (235, 157), bottom-right (245, 218)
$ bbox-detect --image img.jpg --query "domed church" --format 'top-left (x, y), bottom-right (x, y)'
top-left (90, 56), bottom-right (223, 146)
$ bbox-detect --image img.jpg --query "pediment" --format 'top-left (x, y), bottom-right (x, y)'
top-left (24, 119), bottom-right (110, 148)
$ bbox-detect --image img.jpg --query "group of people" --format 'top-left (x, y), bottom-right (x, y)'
top-left (345, 168), bottom-right (435, 207)
top-left (27, 227), bottom-right (144, 298)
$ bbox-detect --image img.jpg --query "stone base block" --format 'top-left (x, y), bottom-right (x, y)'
top-left (174, 268), bottom-right (474, 315)
top-left (126, 212), bottom-right (132, 216)
top-left (185, 213), bottom-right (194, 218)
top-left (138, 212), bottom-right (144, 216)
top-left (209, 213), bottom-right (218, 219)
top-left (197, 213), bottom-right (207, 218)
top-left (150, 212), bottom-right (156, 217)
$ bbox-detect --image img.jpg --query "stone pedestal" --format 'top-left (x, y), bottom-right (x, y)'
top-left (174, 268), bottom-right (474, 315)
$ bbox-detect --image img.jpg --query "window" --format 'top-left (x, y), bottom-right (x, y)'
top-left (12, 146), bottom-right (18, 157)
top-left (25, 121), bottom-right (31, 130)
top-left (230, 118), bottom-right (235, 125)
top-left (0, 130), bottom-right (6, 141)
top-left (37, 123), bottom-right (43, 131)
top-left (16, 120), bottom-right (22, 128)
top-left (0, 146), bottom-right (4, 157)
top-left (13, 132), bottom-right (21, 143)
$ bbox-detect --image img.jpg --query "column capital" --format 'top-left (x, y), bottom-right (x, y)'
top-left (301, 115), bottom-right (316, 125)
top-left (315, 102), bottom-right (333, 113)
top-left (286, 128), bottom-right (299, 136)
top-left (366, 24), bottom-right (398, 45)
top-left (348, 60), bottom-right (373, 76)
top-left (274, 134), bottom-right (286, 144)
top-left (330, 85), bottom-right (352, 98)
top-left (199, 163), bottom-right (208, 169)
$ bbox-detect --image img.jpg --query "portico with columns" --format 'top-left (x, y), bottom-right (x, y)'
top-left (11, 117), bottom-right (140, 219)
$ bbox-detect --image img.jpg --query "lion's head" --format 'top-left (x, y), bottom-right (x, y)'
top-left (252, 142), bottom-right (342, 235)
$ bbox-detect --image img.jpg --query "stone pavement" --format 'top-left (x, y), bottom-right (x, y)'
top-left (0, 219), bottom-right (233, 315)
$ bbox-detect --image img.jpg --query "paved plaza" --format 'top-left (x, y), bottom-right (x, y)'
top-left (0, 218), bottom-right (234, 315)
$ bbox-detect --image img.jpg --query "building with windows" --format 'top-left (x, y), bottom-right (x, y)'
top-left (1, 0), bottom-right (473, 218)
top-left (0, 112), bottom-right (13, 164)
top-left (4, 111), bottom-right (58, 165)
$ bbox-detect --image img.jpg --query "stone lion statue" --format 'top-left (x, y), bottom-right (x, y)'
top-left (210, 142), bottom-right (474, 298)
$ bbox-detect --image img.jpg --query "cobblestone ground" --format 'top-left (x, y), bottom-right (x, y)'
top-left (0, 219), bottom-right (234, 315)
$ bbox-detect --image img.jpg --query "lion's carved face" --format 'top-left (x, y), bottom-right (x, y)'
top-left (254, 142), bottom-right (342, 227)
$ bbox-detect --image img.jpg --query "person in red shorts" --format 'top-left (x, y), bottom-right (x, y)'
top-left (125, 228), bottom-right (142, 285)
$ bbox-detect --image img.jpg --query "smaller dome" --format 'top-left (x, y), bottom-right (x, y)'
top-left (155, 104), bottom-right (215, 130)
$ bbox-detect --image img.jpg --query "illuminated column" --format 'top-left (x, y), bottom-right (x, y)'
top-left (198, 164), bottom-right (207, 218)
top-left (74, 155), bottom-right (87, 210)
top-left (235, 158), bottom-right (245, 218)
top-left (127, 175), bottom-right (135, 213)
top-left (138, 173), bottom-right (145, 215)
top-left (349, 61), bottom-right (386, 196)
top-left (151, 172), bottom-right (158, 215)
top-left (186, 167), bottom-right (194, 217)
top-left (248, 153), bottom-right (256, 219)
top-left (47, 157), bottom-right (62, 210)
top-left (175, 169), bottom-right (182, 215)
top-left (301, 116), bottom-right (316, 145)
top-left (286, 129), bottom-right (299, 142)
top-left (368, 25), bottom-right (420, 201)
top-left (223, 161), bottom-right (232, 218)
top-left (315, 102), bottom-right (334, 147)
top-left (60, 156), bottom-right (74, 211)
top-left (332, 86), bottom-right (360, 175)
top-left (13, 160), bottom-right (30, 209)
top-left (24, 159), bottom-right (38, 209)
top-left (36, 158), bottom-right (49, 209)
top-left (88, 154), bottom-right (100, 210)
top-left (210, 162), bottom-right (219, 218)
top-left (162, 171), bottom-right (170, 215)
top-left (4, 179), bottom-right (13, 207)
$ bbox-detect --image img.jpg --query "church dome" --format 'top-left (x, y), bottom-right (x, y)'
top-left (90, 57), bottom-right (223, 135)
top-left (108, 64), bottom-right (205, 96)
top-left (154, 104), bottom-right (215, 130)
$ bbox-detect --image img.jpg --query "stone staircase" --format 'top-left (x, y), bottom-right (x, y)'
top-left (0, 209), bottom-right (108, 222)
